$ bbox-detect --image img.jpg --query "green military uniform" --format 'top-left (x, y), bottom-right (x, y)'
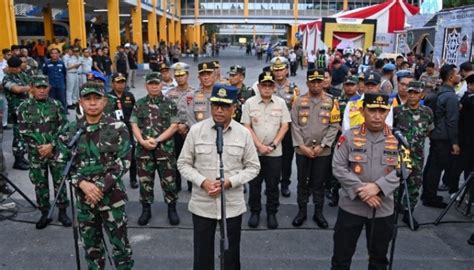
top-left (227, 65), bottom-right (255, 123)
top-left (58, 84), bottom-right (133, 270)
top-left (17, 76), bottom-right (69, 211)
top-left (2, 69), bottom-right (30, 160)
top-left (130, 74), bottom-right (178, 206)
top-left (393, 81), bottom-right (434, 209)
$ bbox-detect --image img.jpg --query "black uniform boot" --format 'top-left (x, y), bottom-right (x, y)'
top-left (36, 210), bottom-right (52, 230)
top-left (292, 206), bottom-right (307, 227)
top-left (328, 186), bottom-right (339, 207)
top-left (13, 155), bottom-right (29, 170)
top-left (58, 208), bottom-right (72, 227)
top-left (138, 203), bottom-right (152, 226)
top-left (248, 212), bottom-right (260, 228)
top-left (402, 209), bottom-right (419, 231)
top-left (313, 208), bottom-right (329, 229)
top-left (168, 202), bottom-right (180, 225)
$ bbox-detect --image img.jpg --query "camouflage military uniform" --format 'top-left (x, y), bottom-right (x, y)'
top-left (18, 96), bottom-right (69, 210)
top-left (393, 103), bottom-right (434, 208)
top-left (2, 71), bottom-right (29, 158)
top-left (58, 116), bottom-right (133, 270)
top-left (233, 84), bottom-right (255, 123)
top-left (130, 94), bottom-right (178, 205)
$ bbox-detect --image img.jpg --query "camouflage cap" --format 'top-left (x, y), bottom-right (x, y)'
top-left (407, 81), bottom-right (424, 92)
top-left (31, 75), bottom-right (49, 87)
top-left (344, 75), bottom-right (359, 85)
top-left (145, 72), bottom-right (162, 84)
top-left (228, 65), bottom-right (246, 75)
top-left (80, 83), bottom-right (105, 97)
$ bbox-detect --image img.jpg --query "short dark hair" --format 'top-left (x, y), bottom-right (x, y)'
top-left (439, 64), bottom-right (457, 82)
top-left (50, 48), bottom-right (60, 54)
top-left (333, 58), bottom-right (341, 65)
top-left (2, 48), bottom-right (11, 55)
top-left (375, 59), bottom-right (385, 69)
top-left (459, 61), bottom-right (473, 72)
top-left (426, 62), bottom-right (435, 68)
top-left (396, 55), bottom-right (404, 60)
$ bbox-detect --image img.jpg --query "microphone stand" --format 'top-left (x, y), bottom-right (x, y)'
top-left (47, 138), bottom-right (82, 270)
top-left (216, 125), bottom-right (229, 270)
top-left (388, 144), bottom-right (413, 270)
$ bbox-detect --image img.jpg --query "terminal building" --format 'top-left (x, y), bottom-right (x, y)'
top-left (2, 0), bottom-right (390, 62)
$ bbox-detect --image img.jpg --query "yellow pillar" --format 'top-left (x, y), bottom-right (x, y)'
top-left (176, 21), bottom-right (182, 46)
top-left (107, 0), bottom-right (121, 62)
top-left (176, 0), bottom-right (182, 46)
top-left (148, 0), bottom-right (158, 48)
top-left (288, 0), bottom-right (299, 47)
top-left (195, 24), bottom-right (201, 49)
top-left (159, 0), bottom-right (167, 43)
top-left (253, 25), bottom-right (256, 42)
top-left (194, 0), bottom-right (199, 18)
top-left (201, 25), bottom-right (206, 46)
top-left (42, 5), bottom-right (54, 43)
top-left (68, 0), bottom-right (87, 48)
top-left (343, 0), bottom-right (349, 11)
top-left (244, 0), bottom-right (249, 17)
top-left (132, 4), bottom-right (143, 63)
top-left (0, 0), bottom-right (17, 57)
top-left (169, 20), bottom-right (176, 45)
top-left (186, 25), bottom-right (194, 49)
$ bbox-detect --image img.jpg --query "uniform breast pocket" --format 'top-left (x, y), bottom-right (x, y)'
top-left (298, 109), bottom-right (310, 126)
top-left (270, 110), bottom-right (283, 125)
top-left (381, 154), bottom-right (398, 174)
top-left (249, 111), bottom-right (261, 126)
top-left (225, 144), bottom-right (244, 169)
top-left (348, 152), bottom-right (368, 175)
top-left (319, 109), bottom-right (330, 125)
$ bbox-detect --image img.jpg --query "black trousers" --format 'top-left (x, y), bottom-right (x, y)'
top-left (248, 156), bottom-right (281, 214)
top-left (281, 130), bottom-right (294, 188)
top-left (173, 133), bottom-right (186, 190)
top-left (192, 214), bottom-right (242, 270)
top-left (331, 209), bottom-right (394, 270)
top-left (422, 139), bottom-right (457, 200)
top-left (295, 154), bottom-right (331, 208)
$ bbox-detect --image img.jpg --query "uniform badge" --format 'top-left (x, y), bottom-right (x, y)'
top-left (321, 118), bottom-right (327, 124)
top-left (301, 117), bottom-right (308, 124)
top-left (353, 164), bottom-right (363, 174)
top-left (336, 135), bottom-right (346, 149)
top-left (186, 96), bottom-right (193, 105)
top-left (196, 112), bottom-right (204, 121)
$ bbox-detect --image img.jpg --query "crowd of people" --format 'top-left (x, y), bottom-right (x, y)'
top-left (0, 39), bottom-right (473, 269)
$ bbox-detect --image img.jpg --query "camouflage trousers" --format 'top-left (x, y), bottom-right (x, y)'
top-left (137, 156), bottom-right (178, 204)
top-left (29, 159), bottom-right (69, 210)
top-left (397, 156), bottom-right (423, 210)
top-left (77, 204), bottom-right (134, 270)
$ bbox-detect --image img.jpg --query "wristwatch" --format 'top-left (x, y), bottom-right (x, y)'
top-left (269, 142), bottom-right (277, 150)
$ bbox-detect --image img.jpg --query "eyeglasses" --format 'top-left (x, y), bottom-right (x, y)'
top-left (211, 103), bottom-right (232, 111)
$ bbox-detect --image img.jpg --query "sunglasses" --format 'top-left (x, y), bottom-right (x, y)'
top-left (211, 103), bottom-right (232, 111)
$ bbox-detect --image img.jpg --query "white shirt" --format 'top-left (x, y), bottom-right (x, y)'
top-left (307, 53), bottom-right (316, 63)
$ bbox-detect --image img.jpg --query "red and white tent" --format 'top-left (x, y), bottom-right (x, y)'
top-left (299, 0), bottom-right (419, 52)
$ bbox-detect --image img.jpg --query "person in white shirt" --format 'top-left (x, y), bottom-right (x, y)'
top-left (80, 48), bottom-right (93, 86)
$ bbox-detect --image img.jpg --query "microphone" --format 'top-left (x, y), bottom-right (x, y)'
top-left (393, 129), bottom-right (410, 149)
top-left (67, 127), bottom-right (84, 148)
top-left (215, 122), bottom-right (224, 155)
